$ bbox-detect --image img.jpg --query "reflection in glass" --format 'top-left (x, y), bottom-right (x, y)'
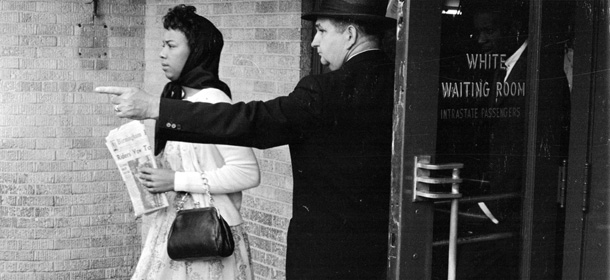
top-left (432, 0), bottom-right (570, 279)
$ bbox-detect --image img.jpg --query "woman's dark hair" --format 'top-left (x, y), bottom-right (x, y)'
top-left (163, 5), bottom-right (210, 57)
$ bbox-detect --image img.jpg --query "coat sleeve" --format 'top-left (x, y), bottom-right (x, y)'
top-left (156, 75), bottom-right (324, 149)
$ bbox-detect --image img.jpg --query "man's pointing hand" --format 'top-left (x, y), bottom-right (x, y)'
top-left (95, 86), bottom-right (160, 120)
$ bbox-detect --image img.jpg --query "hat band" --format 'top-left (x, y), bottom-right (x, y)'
top-left (318, 0), bottom-right (386, 16)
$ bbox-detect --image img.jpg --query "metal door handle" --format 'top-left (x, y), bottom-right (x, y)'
top-left (413, 155), bottom-right (463, 201)
top-left (414, 155), bottom-right (463, 280)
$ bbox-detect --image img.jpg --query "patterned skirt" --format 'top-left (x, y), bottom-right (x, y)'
top-left (131, 194), bottom-right (254, 280)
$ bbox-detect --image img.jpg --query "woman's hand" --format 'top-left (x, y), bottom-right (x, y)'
top-left (137, 167), bottom-right (175, 193)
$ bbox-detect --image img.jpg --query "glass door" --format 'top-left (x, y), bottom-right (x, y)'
top-left (388, 0), bottom-right (573, 279)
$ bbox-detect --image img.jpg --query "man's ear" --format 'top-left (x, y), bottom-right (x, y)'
top-left (345, 25), bottom-right (358, 49)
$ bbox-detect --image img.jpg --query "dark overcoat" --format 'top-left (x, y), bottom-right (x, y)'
top-left (155, 50), bottom-right (395, 279)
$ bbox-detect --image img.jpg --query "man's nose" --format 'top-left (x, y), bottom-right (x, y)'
top-left (311, 33), bottom-right (319, 48)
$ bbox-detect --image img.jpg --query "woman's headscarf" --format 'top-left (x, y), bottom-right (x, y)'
top-left (156, 6), bottom-right (230, 155)
top-left (161, 5), bottom-right (231, 100)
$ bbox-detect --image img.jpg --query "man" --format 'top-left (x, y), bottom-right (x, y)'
top-left (472, 1), bottom-right (569, 222)
top-left (444, 2), bottom-right (570, 279)
top-left (97, 1), bottom-right (396, 279)
top-left (472, 2), bottom-right (531, 220)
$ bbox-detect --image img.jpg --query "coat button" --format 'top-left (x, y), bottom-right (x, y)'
top-left (166, 122), bottom-right (171, 128)
top-left (171, 124), bottom-right (176, 129)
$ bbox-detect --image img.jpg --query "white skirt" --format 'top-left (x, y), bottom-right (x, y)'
top-left (131, 193), bottom-right (254, 280)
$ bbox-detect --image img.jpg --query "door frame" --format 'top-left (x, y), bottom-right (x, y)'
top-left (562, 0), bottom-right (610, 279)
top-left (387, 0), bottom-right (442, 279)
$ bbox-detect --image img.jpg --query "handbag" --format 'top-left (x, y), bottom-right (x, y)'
top-left (167, 182), bottom-right (235, 261)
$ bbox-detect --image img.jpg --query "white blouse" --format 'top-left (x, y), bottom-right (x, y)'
top-left (162, 88), bottom-right (260, 226)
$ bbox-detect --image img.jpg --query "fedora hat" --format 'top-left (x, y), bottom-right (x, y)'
top-left (302, 0), bottom-right (396, 27)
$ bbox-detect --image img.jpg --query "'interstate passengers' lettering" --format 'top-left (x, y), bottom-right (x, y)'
top-left (440, 107), bottom-right (521, 119)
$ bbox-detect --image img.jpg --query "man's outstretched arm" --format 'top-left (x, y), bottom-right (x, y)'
top-left (95, 77), bottom-right (323, 149)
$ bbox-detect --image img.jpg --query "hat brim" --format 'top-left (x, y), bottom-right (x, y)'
top-left (302, 12), bottom-right (396, 28)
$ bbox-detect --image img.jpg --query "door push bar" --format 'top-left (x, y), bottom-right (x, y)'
top-left (414, 155), bottom-right (463, 280)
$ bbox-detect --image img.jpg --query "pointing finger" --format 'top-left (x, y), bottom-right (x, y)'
top-left (95, 86), bottom-right (130, 96)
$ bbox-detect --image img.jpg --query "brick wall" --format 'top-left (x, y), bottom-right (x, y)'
top-left (145, 1), bottom-right (311, 279)
top-left (0, 0), bottom-right (311, 278)
top-left (0, 0), bottom-right (145, 279)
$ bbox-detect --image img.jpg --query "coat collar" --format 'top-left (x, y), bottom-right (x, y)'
top-left (342, 49), bottom-right (388, 69)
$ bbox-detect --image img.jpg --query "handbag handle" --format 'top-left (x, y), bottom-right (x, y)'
top-left (176, 172), bottom-right (214, 211)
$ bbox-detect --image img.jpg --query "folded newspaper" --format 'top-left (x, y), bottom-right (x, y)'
top-left (105, 120), bottom-right (169, 217)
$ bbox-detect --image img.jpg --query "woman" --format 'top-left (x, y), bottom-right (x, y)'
top-left (131, 5), bottom-right (260, 280)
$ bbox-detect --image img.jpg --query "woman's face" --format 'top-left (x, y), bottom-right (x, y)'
top-left (160, 29), bottom-right (190, 81)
